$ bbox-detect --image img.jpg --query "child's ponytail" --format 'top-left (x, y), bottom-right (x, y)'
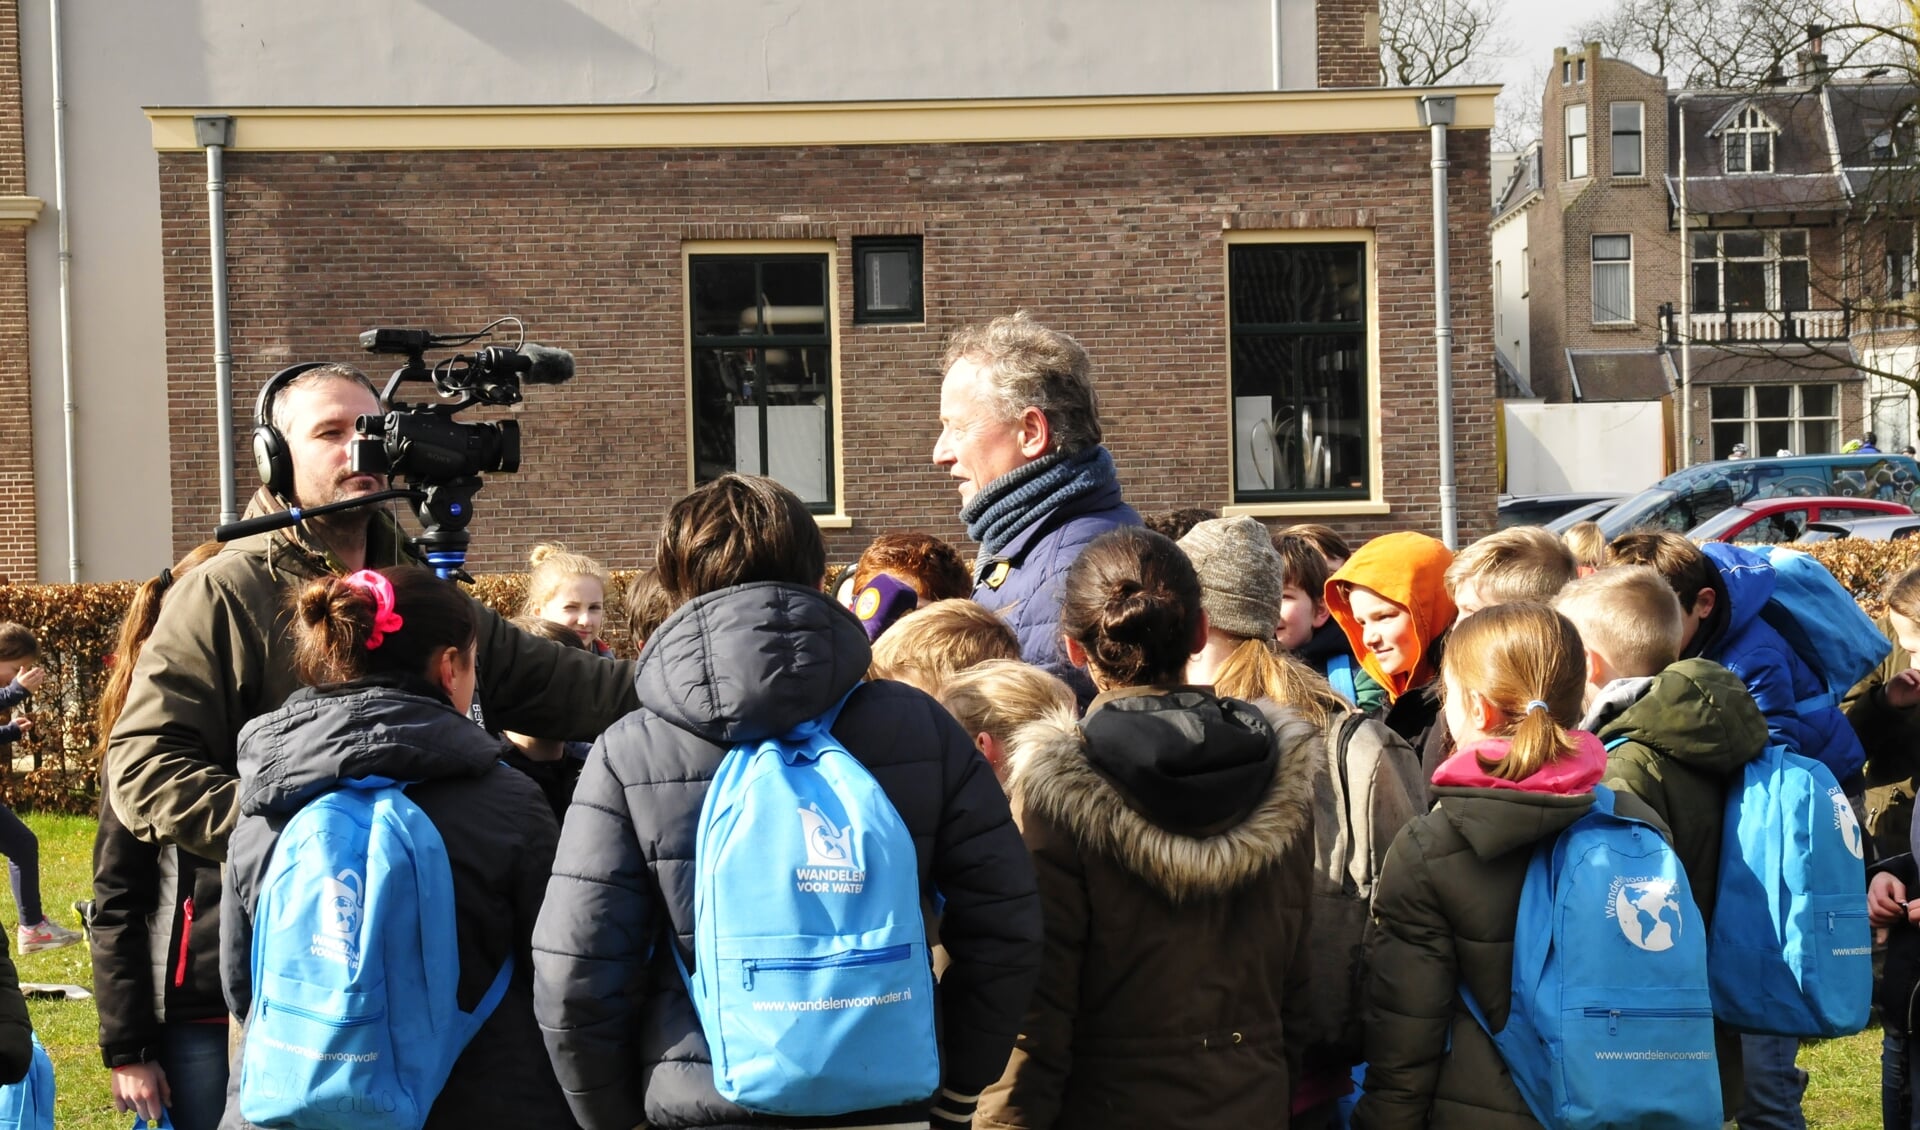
top-left (1441, 602), bottom-right (1587, 781)
top-left (292, 566), bottom-right (476, 688)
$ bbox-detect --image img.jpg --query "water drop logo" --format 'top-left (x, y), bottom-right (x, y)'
top-left (1832, 788), bottom-right (1864, 860)
top-left (798, 803), bottom-right (854, 868)
top-left (1612, 877), bottom-right (1683, 952)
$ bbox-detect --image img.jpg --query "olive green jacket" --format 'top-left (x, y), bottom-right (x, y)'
top-left (1585, 659), bottom-right (1769, 926)
top-left (1842, 619), bottom-right (1920, 859)
top-left (106, 508), bottom-right (639, 860)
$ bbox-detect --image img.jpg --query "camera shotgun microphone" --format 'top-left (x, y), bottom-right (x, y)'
top-left (516, 343), bottom-right (574, 384)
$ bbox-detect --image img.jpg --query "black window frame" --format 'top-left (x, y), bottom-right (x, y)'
top-left (687, 252), bottom-right (836, 513)
top-left (1610, 101), bottom-right (1644, 177)
top-left (852, 236), bottom-right (925, 324)
top-left (1228, 241), bottom-right (1371, 504)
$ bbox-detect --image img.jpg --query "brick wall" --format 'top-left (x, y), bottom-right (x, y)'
top-left (0, 1), bottom-right (34, 581)
top-left (158, 127), bottom-right (1495, 571)
top-left (1318, 0), bottom-right (1381, 88)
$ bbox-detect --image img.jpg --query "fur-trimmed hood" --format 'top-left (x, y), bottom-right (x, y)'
top-left (1007, 690), bottom-right (1319, 902)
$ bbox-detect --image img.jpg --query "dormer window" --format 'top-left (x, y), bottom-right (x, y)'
top-left (1721, 106), bottom-right (1778, 174)
top-left (1869, 109), bottom-right (1916, 162)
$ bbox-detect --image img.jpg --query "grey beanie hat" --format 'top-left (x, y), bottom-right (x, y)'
top-left (1177, 516), bottom-right (1283, 641)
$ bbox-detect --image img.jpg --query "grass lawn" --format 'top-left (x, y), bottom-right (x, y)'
top-left (6, 812), bottom-right (1898, 1127)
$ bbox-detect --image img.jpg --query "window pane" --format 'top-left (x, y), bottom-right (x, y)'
top-left (1229, 244), bottom-right (1366, 325)
top-left (1801, 419), bottom-right (1835, 455)
top-left (1612, 102), bottom-right (1643, 132)
top-left (1569, 135), bottom-right (1589, 178)
top-left (1754, 385), bottom-right (1792, 418)
top-left (1780, 261), bottom-right (1810, 312)
top-left (1727, 134), bottom-right (1747, 173)
top-left (758, 260), bottom-right (827, 336)
top-left (1593, 262), bottom-right (1633, 323)
top-left (1737, 509), bottom-right (1808, 544)
top-left (1779, 231), bottom-right (1808, 257)
top-left (1724, 232), bottom-right (1766, 258)
top-left (1231, 331), bottom-right (1368, 498)
top-left (1693, 232), bottom-right (1719, 259)
top-left (863, 249), bottom-right (915, 312)
top-left (1752, 131), bottom-right (1771, 171)
top-left (1757, 420), bottom-right (1792, 454)
top-left (691, 259), bottom-right (758, 337)
top-left (1713, 422), bottom-right (1750, 458)
top-left (1593, 235), bottom-right (1631, 260)
top-left (1799, 384), bottom-right (1836, 417)
top-left (1612, 137), bottom-right (1643, 176)
top-left (1726, 262), bottom-right (1767, 310)
top-left (691, 346), bottom-right (753, 483)
top-left (1692, 262), bottom-right (1722, 312)
top-left (1711, 386), bottom-right (1748, 419)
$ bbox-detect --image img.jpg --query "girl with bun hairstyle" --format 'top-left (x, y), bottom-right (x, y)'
top-left (977, 526), bottom-right (1319, 1130)
top-left (221, 566), bottom-right (575, 1129)
top-left (1355, 603), bottom-right (1667, 1130)
top-left (523, 543), bottom-right (614, 655)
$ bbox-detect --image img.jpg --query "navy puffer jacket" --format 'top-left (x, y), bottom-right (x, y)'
top-left (533, 581), bottom-right (1043, 1130)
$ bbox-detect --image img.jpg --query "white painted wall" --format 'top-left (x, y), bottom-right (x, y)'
top-left (1492, 206), bottom-right (1531, 384)
top-left (19, 0), bottom-right (1319, 580)
top-left (1505, 400), bottom-right (1666, 494)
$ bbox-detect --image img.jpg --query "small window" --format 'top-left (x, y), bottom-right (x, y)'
top-left (1890, 223), bottom-right (1916, 300)
top-left (852, 237), bottom-right (924, 324)
top-left (1576, 58), bottom-right (1587, 82)
top-left (1592, 235), bottom-right (1633, 324)
top-left (1563, 61), bottom-right (1572, 84)
top-left (1567, 104), bottom-right (1590, 179)
top-left (1611, 102), bottom-right (1644, 176)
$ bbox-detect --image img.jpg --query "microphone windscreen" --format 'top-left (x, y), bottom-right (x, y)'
top-left (521, 343), bottom-right (574, 384)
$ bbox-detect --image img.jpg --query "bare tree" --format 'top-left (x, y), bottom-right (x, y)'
top-left (1570, 0), bottom-right (1906, 88)
top-left (1492, 70), bottom-right (1544, 150)
top-left (1378, 0), bottom-right (1516, 86)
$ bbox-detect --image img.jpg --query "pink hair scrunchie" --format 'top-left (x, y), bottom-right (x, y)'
top-left (342, 570), bottom-right (405, 650)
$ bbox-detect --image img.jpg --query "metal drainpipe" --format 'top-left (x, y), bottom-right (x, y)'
top-left (48, 0), bottom-right (78, 580)
top-left (1420, 95), bottom-right (1459, 548)
top-left (195, 115), bottom-right (237, 527)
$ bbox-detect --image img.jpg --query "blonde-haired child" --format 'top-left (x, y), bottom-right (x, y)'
top-left (869, 599), bottom-right (1019, 696)
top-left (522, 543), bottom-right (613, 655)
top-left (1358, 602), bottom-right (1667, 1126)
top-left (935, 659), bottom-right (1074, 785)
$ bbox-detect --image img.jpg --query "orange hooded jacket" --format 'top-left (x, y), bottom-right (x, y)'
top-left (1324, 531), bottom-right (1457, 702)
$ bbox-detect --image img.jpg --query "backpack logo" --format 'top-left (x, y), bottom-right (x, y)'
top-left (313, 869), bottom-right (364, 968)
top-left (1831, 788), bottom-right (1865, 860)
top-left (1609, 876), bottom-right (1683, 952)
top-left (799, 803), bottom-right (854, 867)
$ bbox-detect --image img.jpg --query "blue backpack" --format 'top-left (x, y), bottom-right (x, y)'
top-left (0, 1033), bottom-right (52, 1130)
top-left (682, 690), bottom-right (940, 1116)
top-left (1709, 742), bottom-right (1872, 1036)
top-left (239, 778), bottom-right (513, 1130)
top-left (1461, 786), bottom-right (1721, 1130)
top-left (1757, 547), bottom-right (1889, 714)
top-left (1327, 653), bottom-right (1359, 706)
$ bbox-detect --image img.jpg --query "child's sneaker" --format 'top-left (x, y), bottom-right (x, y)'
top-left (17, 918), bottom-right (80, 954)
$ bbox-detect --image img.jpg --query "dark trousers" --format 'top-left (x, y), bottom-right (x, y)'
top-left (0, 804), bottom-right (43, 925)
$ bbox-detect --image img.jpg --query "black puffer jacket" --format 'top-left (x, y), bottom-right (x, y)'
top-left (532, 581), bottom-right (1044, 1130)
top-left (220, 677), bottom-right (572, 1130)
top-left (91, 788), bottom-right (226, 1068)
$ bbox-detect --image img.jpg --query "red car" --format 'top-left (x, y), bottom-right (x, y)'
top-left (1685, 496), bottom-right (1915, 545)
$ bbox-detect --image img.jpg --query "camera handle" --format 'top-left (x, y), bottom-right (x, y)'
top-left (212, 485), bottom-right (475, 584)
top-left (213, 489), bottom-right (423, 543)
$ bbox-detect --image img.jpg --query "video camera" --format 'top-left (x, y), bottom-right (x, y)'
top-left (352, 318), bottom-right (574, 576)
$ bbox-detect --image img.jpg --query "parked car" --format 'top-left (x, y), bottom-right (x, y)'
top-left (1543, 497), bottom-right (1631, 534)
top-left (1594, 454), bottom-right (1920, 538)
top-left (1685, 496), bottom-right (1913, 545)
top-left (1498, 493), bottom-right (1626, 530)
top-left (1798, 514), bottom-right (1920, 543)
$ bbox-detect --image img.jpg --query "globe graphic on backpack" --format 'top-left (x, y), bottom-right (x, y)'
top-left (1613, 879), bottom-right (1682, 953)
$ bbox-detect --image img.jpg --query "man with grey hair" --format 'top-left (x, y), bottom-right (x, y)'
top-left (933, 312), bottom-right (1138, 702)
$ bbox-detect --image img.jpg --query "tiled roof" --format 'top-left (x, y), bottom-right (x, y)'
top-left (1685, 343), bottom-right (1858, 384)
top-left (1567, 349), bottom-right (1675, 402)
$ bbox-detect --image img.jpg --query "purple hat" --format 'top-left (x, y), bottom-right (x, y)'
top-left (853, 574), bottom-right (919, 643)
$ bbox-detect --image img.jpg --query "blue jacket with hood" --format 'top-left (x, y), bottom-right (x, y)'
top-left (1698, 541), bottom-right (1866, 781)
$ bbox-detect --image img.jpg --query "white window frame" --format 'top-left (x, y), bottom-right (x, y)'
top-left (1494, 261), bottom-right (1505, 341)
top-left (1722, 106), bottom-right (1778, 174)
top-left (1610, 102), bottom-right (1645, 177)
top-left (1709, 383), bottom-right (1840, 458)
top-left (1566, 104), bottom-right (1590, 179)
top-left (1690, 229), bottom-right (1810, 313)
top-left (1591, 234), bottom-right (1634, 325)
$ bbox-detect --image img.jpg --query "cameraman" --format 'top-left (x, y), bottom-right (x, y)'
top-left (106, 364), bottom-right (638, 862)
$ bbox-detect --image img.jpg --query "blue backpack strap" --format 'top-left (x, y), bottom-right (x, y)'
top-left (1327, 654), bottom-right (1359, 704)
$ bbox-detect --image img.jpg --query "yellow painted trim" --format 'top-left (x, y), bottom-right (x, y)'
top-left (0, 196), bottom-right (44, 227)
top-left (1223, 501), bottom-right (1394, 518)
top-left (680, 240), bottom-right (844, 516)
top-left (145, 87), bottom-right (1499, 153)
top-left (1222, 228), bottom-right (1385, 509)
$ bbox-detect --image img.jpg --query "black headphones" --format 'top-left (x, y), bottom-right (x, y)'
top-left (251, 362), bottom-right (329, 502)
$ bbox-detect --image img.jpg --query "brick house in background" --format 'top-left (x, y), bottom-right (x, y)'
top-left (1502, 41), bottom-right (1918, 467)
top-left (135, 4), bottom-right (1498, 572)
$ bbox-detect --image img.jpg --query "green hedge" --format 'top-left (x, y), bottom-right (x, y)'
top-left (8, 538), bottom-right (1919, 814)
